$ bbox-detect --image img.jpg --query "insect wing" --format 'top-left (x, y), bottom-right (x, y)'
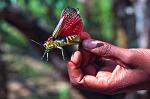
top-left (52, 16), bottom-right (64, 38)
top-left (52, 7), bottom-right (83, 38)
top-left (60, 7), bottom-right (83, 36)
top-left (60, 15), bottom-right (83, 36)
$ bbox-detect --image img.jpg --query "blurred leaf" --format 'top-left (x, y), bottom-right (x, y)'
top-left (10, 0), bottom-right (17, 4)
top-left (18, 64), bottom-right (40, 78)
top-left (27, 0), bottom-right (47, 17)
top-left (0, 0), bottom-right (6, 9)
top-left (58, 84), bottom-right (70, 99)
top-left (99, 0), bottom-right (114, 41)
top-left (0, 21), bottom-right (28, 48)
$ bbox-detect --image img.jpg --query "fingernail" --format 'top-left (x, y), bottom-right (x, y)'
top-left (71, 51), bottom-right (78, 61)
top-left (83, 39), bottom-right (104, 49)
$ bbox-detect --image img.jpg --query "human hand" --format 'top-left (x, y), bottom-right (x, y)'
top-left (67, 39), bottom-right (150, 94)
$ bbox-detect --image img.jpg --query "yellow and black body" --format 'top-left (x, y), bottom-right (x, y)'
top-left (43, 35), bottom-right (80, 60)
top-left (43, 35), bottom-right (80, 49)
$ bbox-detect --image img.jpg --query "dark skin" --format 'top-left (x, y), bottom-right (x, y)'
top-left (67, 32), bottom-right (150, 94)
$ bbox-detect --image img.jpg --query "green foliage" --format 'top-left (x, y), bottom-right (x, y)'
top-left (99, 0), bottom-right (114, 41)
top-left (27, 0), bottom-right (47, 17)
top-left (58, 84), bottom-right (70, 99)
top-left (0, 0), bottom-right (6, 8)
top-left (0, 21), bottom-right (28, 48)
top-left (0, 0), bottom-right (119, 99)
top-left (17, 64), bottom-right (40, 78)
top-left (0, 0), bottom-right (115, 42)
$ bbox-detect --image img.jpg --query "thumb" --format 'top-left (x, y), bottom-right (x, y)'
top-left (82, 39), bottom-right (132, 64)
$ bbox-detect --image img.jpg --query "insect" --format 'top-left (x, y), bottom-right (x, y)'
top-left (32, 7), bottom-right (83, 61)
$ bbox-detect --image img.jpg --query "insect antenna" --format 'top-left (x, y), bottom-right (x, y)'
top-left (30, 39), bottom-right (43, 47)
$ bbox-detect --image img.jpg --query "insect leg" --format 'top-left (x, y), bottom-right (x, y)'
top-left (46, 52), bottom-right (49, 62)
top-left (57, 47), bottom-right (65, 60)
top-left (41, 50), bottom-right (47, 60)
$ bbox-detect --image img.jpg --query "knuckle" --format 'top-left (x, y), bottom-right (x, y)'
top-left (97, 78), bottom-right (116, 94)
top-left (104, 79), bottom-right (125, 94)
top-left (70, 79), bottom-right (78, 86)
top-left (69, 78), bottom-right (81, 87)
top-left (123, 49), bottom-right (135, 64)
top-left (70, 81), bottom-right (79, 87)
top-left (104, 43), bottom-right (112, 56)
top-left (98, 43), bottom-right (112, 56)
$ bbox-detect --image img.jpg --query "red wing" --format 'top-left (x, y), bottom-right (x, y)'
top-left (52, 7), bottom-right (83, 38)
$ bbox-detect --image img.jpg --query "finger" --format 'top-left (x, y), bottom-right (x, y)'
top-left (82, 39), bottom-right (132, 64)
top-left (71, 51), bottom-right (82, 67)
top-left (82, 75), bottom-right (111, 93)
top-left (67, 51), bottom-right (83, 84)
top-left (78, 32), bottom-right (91, 66)
top-left (82, 75), bottom-right (99, 90)
top-left (84, 65), bottom-right (150, 94)
top-left (79, 47), bottom-right (91, 66)
top-left (83, 68), bottom-right (116, 94)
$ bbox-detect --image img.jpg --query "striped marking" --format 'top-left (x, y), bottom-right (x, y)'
top-left (66, 37), bottom-right (69, 44)
top-left (68, 36), bottom-right (72, 41)
top-left (65, 35), bottom-right (78, 45)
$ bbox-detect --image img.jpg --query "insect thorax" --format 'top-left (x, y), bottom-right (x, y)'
top-left (43, 40), bottom-right (54, 49)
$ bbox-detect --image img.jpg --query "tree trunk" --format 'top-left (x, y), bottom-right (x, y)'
top-left (134, 0), bottom-right (150, 48)
top-left (0, 40), bottom-right (7, 99)
top-left (0, 60), bottom-right (7, 99)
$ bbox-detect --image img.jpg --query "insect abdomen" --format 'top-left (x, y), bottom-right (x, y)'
top-left (65, 35), bottom-right (79, 44)
top-left (54, 35), bottom-right (79, 47)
